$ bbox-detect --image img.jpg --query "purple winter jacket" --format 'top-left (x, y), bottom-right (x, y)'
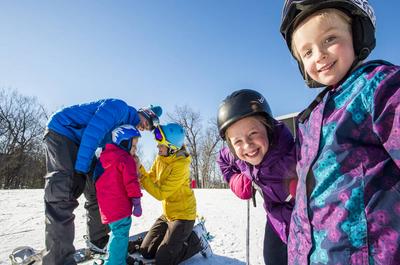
top-left (217, 121), bottom-right (297, 243)
top-left (289, 61), bottom-right (400, 265)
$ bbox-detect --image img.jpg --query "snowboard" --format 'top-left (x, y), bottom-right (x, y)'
top-left (8, 234), bottom-right (153, 265)
top-left (127, 231), bottom-right (156, 265)
top-left (8, 245), bottom-right (105, 265)
top-left (9, 217), bottom-right (211, 265)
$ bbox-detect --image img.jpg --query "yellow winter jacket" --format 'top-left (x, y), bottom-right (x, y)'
top-left (139, 149), bottom-right (197, 221)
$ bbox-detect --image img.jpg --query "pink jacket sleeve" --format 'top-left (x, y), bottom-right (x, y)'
top-left (229, 173), bottom-right (252, 200)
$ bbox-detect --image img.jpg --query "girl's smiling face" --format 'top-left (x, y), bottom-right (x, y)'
top-left (226, 116), bottom-right (269, 166)
top-left (292, 9), bottom-right (355, 86)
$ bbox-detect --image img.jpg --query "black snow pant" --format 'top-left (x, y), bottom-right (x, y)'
top-left (263, 220), bottom-right (288, 265)
top-left (42, 130), bottom-right (109, 265)
top-left (140, 215), bottom-right (202, 265)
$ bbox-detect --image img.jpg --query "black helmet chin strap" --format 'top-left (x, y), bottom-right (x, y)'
top-left (298, 86), bottom-right (331, 123)
top-left (167, 148), bottom-right (178, 156)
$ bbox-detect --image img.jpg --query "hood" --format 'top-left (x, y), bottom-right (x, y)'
top-left (259, 120), bottom-right (294, 168)
top-left (100, 143), bottom-right (129, 168)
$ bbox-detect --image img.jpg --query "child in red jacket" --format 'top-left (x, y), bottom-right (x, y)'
top-left (95, 124), bottom-right (143, 265)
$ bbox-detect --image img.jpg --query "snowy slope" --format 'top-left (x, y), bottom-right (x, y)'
top-left (0, 189), bottom-right (266, 265)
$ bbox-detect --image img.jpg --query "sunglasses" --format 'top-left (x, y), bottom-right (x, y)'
top-left (153, 126), bottom-right (179, 150)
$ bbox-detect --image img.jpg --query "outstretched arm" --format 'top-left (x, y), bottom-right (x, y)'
top-left (217, 147), bottom-right (252, 200)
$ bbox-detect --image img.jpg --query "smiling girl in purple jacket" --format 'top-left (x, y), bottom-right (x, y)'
top-left (217, 89), bottom-right (298, 265)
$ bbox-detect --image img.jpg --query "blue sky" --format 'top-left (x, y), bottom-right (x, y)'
top-left (1, 0), bottom-right (399, 160)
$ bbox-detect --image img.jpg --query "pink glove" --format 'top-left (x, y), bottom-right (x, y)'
top-left (131, 197), bottom-right (142, 217)
top-left (229, 173), bottom-right (252, 200)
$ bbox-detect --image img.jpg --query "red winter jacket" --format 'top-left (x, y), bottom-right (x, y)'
top-left (95, 144), bottom-right (142, 224)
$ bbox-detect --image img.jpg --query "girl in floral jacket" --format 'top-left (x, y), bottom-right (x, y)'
top-left (280, 0), bottom-right (400, 264)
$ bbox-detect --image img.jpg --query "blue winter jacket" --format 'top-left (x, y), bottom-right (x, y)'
top-left (46, 99), bottom-right (140, 174)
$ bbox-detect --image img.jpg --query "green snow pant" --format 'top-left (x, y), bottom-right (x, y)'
top-left (42, 130), bottom-right (109, 265)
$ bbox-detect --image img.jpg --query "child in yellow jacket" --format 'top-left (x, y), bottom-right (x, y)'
top-left (136, 123), bottom-right (212, 264)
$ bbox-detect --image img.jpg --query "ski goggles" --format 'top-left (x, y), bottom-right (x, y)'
top-left (154, 126), bottom-right (179, 150)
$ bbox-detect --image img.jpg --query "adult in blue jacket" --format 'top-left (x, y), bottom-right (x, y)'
top-left (42, 98), bottom-right (162, 265)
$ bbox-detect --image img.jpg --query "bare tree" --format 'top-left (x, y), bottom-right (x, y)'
top-left (166, 105), bottom-right (226, 188)
top-left (0, 88), bottom-right (47, 188)
top-left (199, 119), bottom-right (223, 188)
top-left (167, 105), bottom-right (203, 187)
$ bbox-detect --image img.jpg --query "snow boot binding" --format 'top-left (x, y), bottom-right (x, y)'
top-left (193, 221), bottom-right (213, 258)
top-left (128, 236), bottom-right (144, 254)
top-left (9, 246), bottom-right (43, 265)
top-left (84, 235), bottom-right (108, 254)
top-left (127, 255), bottom-right (157, 265)
top-left (127, 256), bottom-right (142, 265)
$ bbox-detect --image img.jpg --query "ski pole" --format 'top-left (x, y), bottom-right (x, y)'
top-left (246, 199), bottom-right (250, 265)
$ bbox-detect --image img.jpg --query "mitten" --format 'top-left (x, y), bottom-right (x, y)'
top-left (229, 173), bottom-right (252, 200)
top-left (131, 197), bottom-right (142, 217)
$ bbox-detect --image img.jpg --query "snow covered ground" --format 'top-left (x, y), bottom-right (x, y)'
top-left (0, 189), bottom-right (267, 265)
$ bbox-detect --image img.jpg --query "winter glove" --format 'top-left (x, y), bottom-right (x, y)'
top-left (131, 197), bottom-right (142, 217)
top-left (229, 173), bottom-right (252, 200)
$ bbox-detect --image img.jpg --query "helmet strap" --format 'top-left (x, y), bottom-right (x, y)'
top-left (118, 139), bottom-right (132, 153)
top-left (167, 147), bottom-right (179, 156)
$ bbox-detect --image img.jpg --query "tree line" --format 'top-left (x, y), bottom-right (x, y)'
top-left (0, 88), bottom-right (227, 189)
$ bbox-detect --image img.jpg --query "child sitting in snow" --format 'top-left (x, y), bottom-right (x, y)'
top-left (136, 123), bottom-right (212, 265)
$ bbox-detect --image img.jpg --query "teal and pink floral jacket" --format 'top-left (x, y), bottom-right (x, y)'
top-left (288, 60), bottom-right (400, 265)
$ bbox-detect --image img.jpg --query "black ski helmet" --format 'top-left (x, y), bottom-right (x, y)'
top-left (280, 0), bottom-right (376, 87)
top-left (217, 89), bottom-right (273, 140)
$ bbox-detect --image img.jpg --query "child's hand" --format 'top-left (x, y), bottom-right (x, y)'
top-left (131, 197), bottom-right (142, 217)
top-left (229, 173), bottom-right (252, 200)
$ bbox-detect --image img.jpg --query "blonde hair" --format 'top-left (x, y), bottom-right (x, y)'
top-left (291, 8), bottom-right (352, 67)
